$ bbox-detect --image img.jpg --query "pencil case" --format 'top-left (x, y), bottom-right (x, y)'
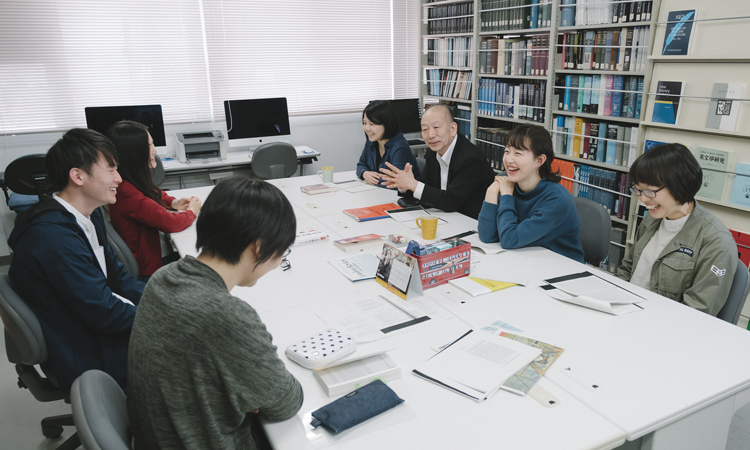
top-left (310, 379), bottom-right (404, 434)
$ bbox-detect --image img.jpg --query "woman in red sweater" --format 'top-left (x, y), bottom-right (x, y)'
top-left (107, 121), bottom-right (201, 280)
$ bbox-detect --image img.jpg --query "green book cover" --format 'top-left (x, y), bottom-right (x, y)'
top-left (696, 147), bottom-right (734, 201)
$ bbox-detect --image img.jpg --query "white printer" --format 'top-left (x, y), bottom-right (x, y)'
top-left (175, 130), bottom-right (228, 163)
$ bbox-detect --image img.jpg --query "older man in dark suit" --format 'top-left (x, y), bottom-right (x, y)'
top-left (380, 104), bottom-right (495, 219)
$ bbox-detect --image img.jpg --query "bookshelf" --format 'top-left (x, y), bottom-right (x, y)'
top-left (639, 0), bottom-right (750, 292)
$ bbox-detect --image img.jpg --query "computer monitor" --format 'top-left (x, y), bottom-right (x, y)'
top-left (224, 97), bottom-right (291, 148)
top-left (84, 104), bottom-right (167, 147)
top-left (387, 98), bottom-right (422, 134)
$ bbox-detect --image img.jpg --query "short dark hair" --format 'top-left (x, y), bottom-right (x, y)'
top-left (196, 177), bottom-right (296, 265)
top-left (363, 100), bottom-right (399, 140)
top-left (107, 120), bottom-right (163, 206)
top-left (45, 128), bottom-right (118, 192)
top-left (504, 124), bottom-right (560, 182)
top-left (629, 143), bottom-right (702, 204)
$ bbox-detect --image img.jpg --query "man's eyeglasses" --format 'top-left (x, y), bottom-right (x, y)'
top-left (281, 248), bottom-right (291, 271)
top-left (629, 186), bottom-right (666, 198)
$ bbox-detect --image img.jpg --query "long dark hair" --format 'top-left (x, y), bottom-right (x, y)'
top-left (363, 100), bottom-right (399, 140)
top-left (504, 125), bottom-right (561, 182)
top-left (106, 120), bottom-right (163, 206)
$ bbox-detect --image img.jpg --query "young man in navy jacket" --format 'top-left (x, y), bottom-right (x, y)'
top-left (8, 128), bottom-right (145, 394)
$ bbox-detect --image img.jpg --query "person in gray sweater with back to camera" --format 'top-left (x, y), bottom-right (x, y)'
top-left (127, 176), bottom-right (303, 450)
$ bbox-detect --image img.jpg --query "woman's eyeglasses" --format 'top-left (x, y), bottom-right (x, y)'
top-left (281, 248), bottom-right (292, 271)
top-left (629, 186), bottom-right (666, 198)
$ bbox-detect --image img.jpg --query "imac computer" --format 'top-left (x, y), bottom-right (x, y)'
top-left (224, 97), bottom-right (291, 148)
top-left (84, 104), bottom-right (167, 147)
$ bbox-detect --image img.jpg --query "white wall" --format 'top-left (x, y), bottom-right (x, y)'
top-left (0, 111), bottom-right (366, 256)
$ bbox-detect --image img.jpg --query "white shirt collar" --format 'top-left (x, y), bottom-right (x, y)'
top-left (437, 134), bottom-right (458, 166)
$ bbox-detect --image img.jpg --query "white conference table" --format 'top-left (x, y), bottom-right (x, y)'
top-left (167, 171), bottom-right (750, 450)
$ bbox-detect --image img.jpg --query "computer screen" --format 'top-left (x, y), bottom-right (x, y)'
top-left (84, 104), bottom-right (167, 147)
top-left (224, 97), bottom-right (291, 148)
top-left (387, 98), bottom-right (422, 134)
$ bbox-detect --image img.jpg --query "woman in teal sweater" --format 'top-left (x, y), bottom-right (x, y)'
top-left (478, 125), bottom-right (584, 262)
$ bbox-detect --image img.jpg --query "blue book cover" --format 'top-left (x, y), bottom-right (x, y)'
top-left (530, 0), bottom-right (539, 29)
top-left (569, 76), bottom-right (579, 112)
top-left (729, 163), bottom-right (750, 208)
top-left (577, 75), bottom-right (585, 113)
top-left (581, 165), bottom-right (589, 199)
top-left (565, 117), bottom-right (573, 155)
top-left (662, 10), bottom-right (697, 56)
top-left (605, 124), bottom-right (617, 165)
top-left (583, 76), bottom-right (592, 113)
top-left (607, 170), bottom-right (617, 214)
top-left (644, 140), bottom-right (667, 152)
top-left (560, 0), bottom-right (576, 27)
top-left (564, 75), bottom-right (572, 110)
top-left (635, 77), bottom-right (644, 120)
top-left (611, 75), bottom-right (624, 117)
top-left (626, 77), bottom-right (637, 118)
top-left (597, 121), bottom-right (607, 162)
top-left (591, 75), bottom-right (600, 115)
top-left (652, 81), bottom-right (684, 124)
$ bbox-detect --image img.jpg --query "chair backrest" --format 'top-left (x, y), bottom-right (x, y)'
top-left (71, 369), bottom-right (131, 450)
top-left (0, 273), bottom-right (48, 366)
top-left (104, 219), bottom-right (140, 276)
top-left (415, 156), bottom-right (426, 174)
top-left (572, 197), bottom-right (611, 265)
top-left (152, 154), bottom-right (165, 187)
top-left (717, 260), bottom-right (750, 325)
top-left (250, 142), bottom-right (298, 180)
top-left (4, 154), bottom-right (52, 196)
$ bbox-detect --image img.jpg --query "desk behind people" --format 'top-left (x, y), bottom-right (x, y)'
top-left (167, 171), bottom-right (750, 450)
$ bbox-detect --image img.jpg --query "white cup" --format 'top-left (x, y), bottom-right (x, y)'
top-left (317, 166), bottom-right (334, 183)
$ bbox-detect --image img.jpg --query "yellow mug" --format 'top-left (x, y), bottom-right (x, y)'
top-left (415, 215), bottom-right (438, 240)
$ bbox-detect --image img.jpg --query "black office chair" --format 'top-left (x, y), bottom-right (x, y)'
top-left (71, 370), bottom-right (130, 450)
top-left (0, 154), bottom-right (51, 211)
top-left (717, 260), bottom-right (750, 325)
top-left (250, 142), bottom-right (298, 180)
top-left (103, 217), bottom-right (140, 276)
top-left (573, 197), bottom-right (612, 265)
top-left (152, 154), bottom-right (165, 187)
top-left (0, 274), bottom-right (81, 449)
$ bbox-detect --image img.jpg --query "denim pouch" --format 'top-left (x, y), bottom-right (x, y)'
top-left (310, 379), bottom-right (404, 434)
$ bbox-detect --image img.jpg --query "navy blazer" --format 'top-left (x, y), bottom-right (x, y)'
top-left (403, 133), bottom-right (495, 219)
top-left (356, 132), bottom-right (421, 187)
top-left (8, 197), bottom-right (145, 393)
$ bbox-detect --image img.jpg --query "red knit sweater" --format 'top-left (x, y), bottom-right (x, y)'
top-left (109, 181), bottom-right (196, 276)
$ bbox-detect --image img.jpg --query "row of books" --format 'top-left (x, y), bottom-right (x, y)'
top-left (652, 81), bottom-right (747, 133)
top-left (559, 0), bottom-right (653, 27)
top-left (426, 37), bottom-right (474, 67)
top-left (456, 105), bottom-right (472, 140)
top-left (479, 0), bottom-right (553, 32)
top-left (478, 79), bottom-right (547, 123)
top-left (550, 158), bottom-right (575, 194)
top-left (557, 74), bottom-right (643, 120)
top-left (477, 126), bottom-right (511, 171)
top-left (558, 26), bottom-right (649, 73)
top-left (553, 116), bottom-right (639, 168)
top-left (425, 69), bottom-right (473, 100)
top-left (427, 2), bottom-right (474, 35)
top-left (478, 35), bottom-right (550, 76)
top-left (692, 147), bottom-right (750, 208)
top-left (571, 163), bottom-right (632, 219)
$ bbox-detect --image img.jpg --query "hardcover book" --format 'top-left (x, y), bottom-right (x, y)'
top-left (706, 83), bottom-right (746, 131)
top-left (729, 163), bottom-right (750, 208)
top-left (343, 203), bottom-right (401, 222)
top-left (695, 147), bottom-right (734, 201)
top-left (651, 81), bottom-right (684, 125)
top-left (662, 10), bottom-right (697, 56)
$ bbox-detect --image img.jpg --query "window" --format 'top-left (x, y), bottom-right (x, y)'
top-left (0, 0), bottom-right (419, 134)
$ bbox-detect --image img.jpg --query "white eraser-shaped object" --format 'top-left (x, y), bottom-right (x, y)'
top-left (285, 329), bottom-right (357, 369)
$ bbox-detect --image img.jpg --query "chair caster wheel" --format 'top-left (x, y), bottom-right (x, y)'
top-left (42, 425), bottom-right (63, 438)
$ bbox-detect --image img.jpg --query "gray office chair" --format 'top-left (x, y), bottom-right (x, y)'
top-left (573, 197), bottom-right (611, 265)
top-left (0, 274), bottom-right (81, 449)
top-left (152, 154), bottom-right (165, 187)
top-left (103, 218), bottom-right (139, 276)
top-left (717, 260), bottom-right (750, 325)
top-left (250, 142), bottom-right (298, 180)
top-left (71, 370), bottom-right (130, 450)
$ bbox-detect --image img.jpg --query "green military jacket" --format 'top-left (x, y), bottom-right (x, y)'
top-left (616, 202), bottom-right (737, 316)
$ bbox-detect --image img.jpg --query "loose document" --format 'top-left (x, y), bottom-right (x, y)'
top-left (412, 329), bottom-right (541, 402)
top-left (541, 271), bottom-right (646, 315)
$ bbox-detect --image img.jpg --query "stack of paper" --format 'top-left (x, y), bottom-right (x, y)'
top-left (541, 271), bottom-right (646, 315)
top-left (412, 330), bottom-right (541, 402)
